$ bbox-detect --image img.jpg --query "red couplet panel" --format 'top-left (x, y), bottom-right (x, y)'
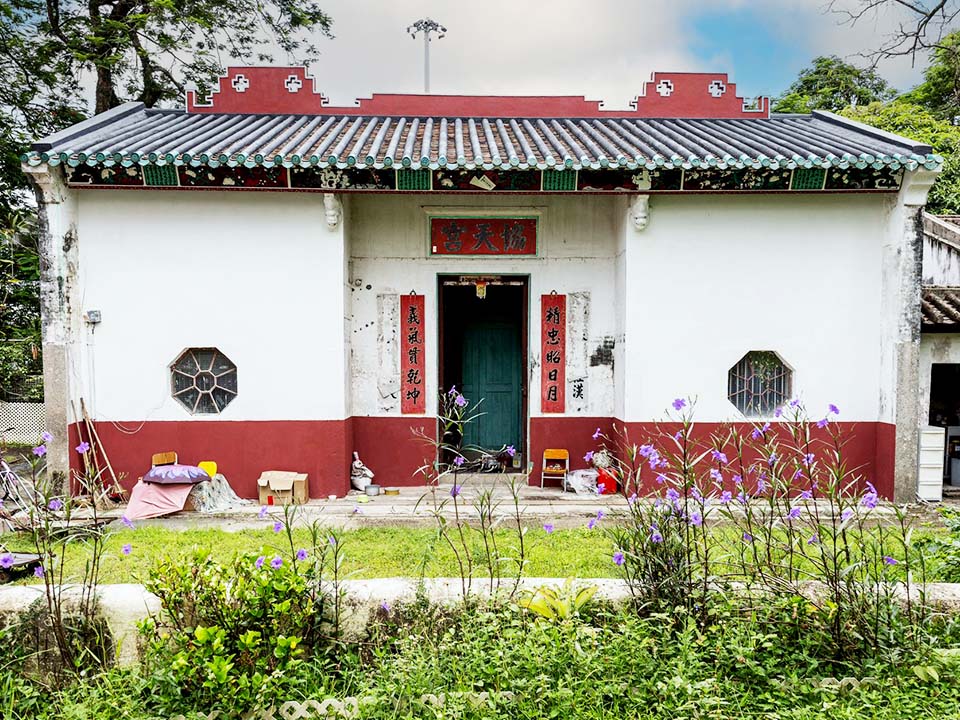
top-left (541, 294), bottom-right (566, 413)
top-left (400, 294), bottom-right (426, 414)
top-left (430, 217), bottom-right (537, 256)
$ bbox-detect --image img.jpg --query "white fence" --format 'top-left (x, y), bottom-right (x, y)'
top-left (0, 401), bottom-right (44, 445)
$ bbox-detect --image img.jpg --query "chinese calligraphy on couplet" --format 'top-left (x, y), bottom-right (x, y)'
top-left (430, 217), bottom-right (537, 256)
top-left (541, 294), bottom-right (566, 413)
top-left (400, 294), bottom-right (426, 414)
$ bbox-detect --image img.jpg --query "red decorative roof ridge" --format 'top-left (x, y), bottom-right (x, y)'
top-left (186, 67), bottom-right (769, 119)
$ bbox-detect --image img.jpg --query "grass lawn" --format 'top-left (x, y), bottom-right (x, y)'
top-left (3, 525), bottom-right (620, 583)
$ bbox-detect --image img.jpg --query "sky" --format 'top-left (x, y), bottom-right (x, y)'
top-left (289, 0), bottom-right (931, 109)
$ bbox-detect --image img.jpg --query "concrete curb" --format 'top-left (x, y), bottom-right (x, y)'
top-left (3, 579), bottom-right (960, 667)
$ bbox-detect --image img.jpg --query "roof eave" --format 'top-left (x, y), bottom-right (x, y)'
top-left (31, 102), bottom-right (146, 152)
top-left (811, 109), bottom-right (934, 155)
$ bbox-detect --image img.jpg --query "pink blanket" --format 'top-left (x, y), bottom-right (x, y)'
top-left (125, 481), bottom-right (195, 520)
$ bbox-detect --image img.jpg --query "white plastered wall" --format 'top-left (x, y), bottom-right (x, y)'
top-left (74, 190), bottom-right (350, 421)
top-left (619, 193), bottom-right (888, 422)
top-left (348, 194), bottom-right (620, 418)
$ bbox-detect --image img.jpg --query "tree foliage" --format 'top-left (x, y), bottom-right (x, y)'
top-left (905, 30), bottom-right (960, 119)
top-left (772, 55), bottom-right (895, 113)
top-left (842, 101), bottom-right (960, 213)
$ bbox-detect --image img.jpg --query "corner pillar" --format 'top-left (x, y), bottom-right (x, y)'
top-left (21, 164), bottom-right (79, 489)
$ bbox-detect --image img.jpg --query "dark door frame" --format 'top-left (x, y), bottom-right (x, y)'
top-left (437, 274), bottom-right (529, 469)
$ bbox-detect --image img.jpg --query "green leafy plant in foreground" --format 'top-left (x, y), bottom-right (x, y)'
top-left (141, 505), bottom-right (344, 715)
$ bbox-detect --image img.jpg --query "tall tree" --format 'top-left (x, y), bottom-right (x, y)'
top-left (904, 30), bottom-right (960, 119)
top-left (17, 0), bottom-right (334, 114)
top-left (772, 55), bottom-right (895, 113)
top-left (831, 0), bottom-right (960, 63)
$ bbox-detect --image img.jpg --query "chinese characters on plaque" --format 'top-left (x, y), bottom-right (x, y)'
top-left (430, 217), bottom-right (537, 256)
top-left (400, 294), bottom-right (426, 414)
top-left (541, 294), bottom-right (566, 413)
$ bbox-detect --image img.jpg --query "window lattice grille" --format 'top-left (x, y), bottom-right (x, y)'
top-left (542, 170), bottom-right (577, 191)
top-left (396, 169), bottom-right (431, 190)
top-left (727, 351), bottom-right (791, 417)
top-left (790, 168), bottom-right (826, 190)
top-left (143, 165), bottom-right (180, 187)
top-left (171, 347), bottom-right (237, 414)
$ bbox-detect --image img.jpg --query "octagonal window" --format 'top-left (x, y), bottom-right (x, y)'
top-left (171, 347), bottom-right (237, 414)
top-left (728, 351), bottom-right (791, 417)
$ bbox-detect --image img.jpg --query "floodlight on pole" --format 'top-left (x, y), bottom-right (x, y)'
top-left (407, 18), bottom-right (446, 93)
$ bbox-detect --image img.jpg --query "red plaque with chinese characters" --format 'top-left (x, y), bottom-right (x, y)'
top-left (430, 217), bottom-right (537, 256)
top-left (400, 294), bottom-right (426, 414)
top-left (541, 294), bottom-right (566, 413)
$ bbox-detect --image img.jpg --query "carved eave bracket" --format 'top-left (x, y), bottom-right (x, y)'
top-left (323, 193), bottom-right (342, 230)
top-left (631, 195), bottom-right (650, 231)
top-left (21, 163), bottom-right (68, 204)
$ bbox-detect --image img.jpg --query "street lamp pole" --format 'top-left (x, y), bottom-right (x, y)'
top-left (407, 18), bottom-right (446, 93)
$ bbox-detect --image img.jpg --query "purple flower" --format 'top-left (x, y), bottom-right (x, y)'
top-left (543, 523), bottom-right (554, 534)
top-left (691, 486), bottom-right (702, 501)
top-left (453, 455), bottom-right (465, 467)
top-left (828, 404), bottom-right (840, 415)
top-left (688, 512), bottom-right (703, 527)
top-left (328, 536), bottom-right (337, 546)
top-left (0, 554), bottom-right (12, 569)
top-left (800, 489), bottom-right (813, 500)
top-left (861, 481), bottom-right (878, 509)
top-left (655, 474), bottom-right (666, 485)
top-left (380, 601), bottom-right (391, 612)
top-left (592, 427), bottom-right (601, 440)
top-left (787, 506), bottom-right (802, 521)
top-left (817, 418), bottom-right (829, 429)
top-left (448, 385), bottom-right (458, 396)
top-left (767, 453), bottom-right (778, 467)
top-left (258, 506), bottom-right (268, 519)
top-left (792, 469), bottom-right (804, 481)
top-left (737, 490), bottom-right (749, 505)
top-left (674, 431), bottom-right (683, 441)
top-left (666, 488), bottom-right (680, 503)
top-left (273, 521), bottom-right (283, 533)
top-left (756, 477), bottom-right (767, 494)
top-left (255, 556), bottom-right (265, 569)
top-left (353, 506), bottom-right (362, 514)
top-left (47, 498), bottom-right (63, 511)
top-left (41, 431), bottom-right (53, 443)
top-left (628, 493), bottom-right (638, 505)
top-left (638, 444), bottom-right (656, 458)
top-left (733, 474), bottom-right (743, 485)
top-left (804, 453), bottom-right (815, 465)
top-left (454, 394), bottom-right (468, 408)
top-left (672, 398), bottom-right (686, 411)
top-left (841, 509), bottom-right (854, 522)
top-left (596, 510), bottom-right (605, 520)
top-left (270, 556), bottom-right (283, 569)
top-left (711, 450), bottom-right (728, 464)
top-left (506, 445), bottom-right (516, 457)
top-left (649, 526), bottom-right (663, 544)
top-left (75, 441), bottom-right (90, 454)
top-left (743, 533), bottom-right (753, 543)
top-left (789, 399), bottom-right (800, 409)
top-left (121, 544), bottom-right (132, 556)
top-left (450, 484), bottom-right (462, 498)
top-left (296, 549), bottom-right (308, 561)
top-left (584, 450), bottom-right (594, 463)
top-left (884, 556), bottom-right (898, 566)
top-left (34, 565), bottom-right (44, 578)
top-left (613, 551), bottom-right (625, 566)
top-left (720, 490), bottom-right (733, 504)
top-left (587, 517), bottom-right (598, 530)
top-left (121, 515), bottom-right (134, 530)
top-left (32, 445), bottom-right (46, 457)
top-left (751, 422), bottom-right (771, 440)
top-left (808, 534), bottom-right (819, 545)
top-left (774, 407), bottom-right (783, 418)
top-left (709, 468), bottom-right (722, 483)
top-left (596, 483), bottom-right (605, 495)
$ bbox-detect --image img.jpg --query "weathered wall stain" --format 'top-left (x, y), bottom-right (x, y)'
top-left (590, 337), bottom-right (615, 368)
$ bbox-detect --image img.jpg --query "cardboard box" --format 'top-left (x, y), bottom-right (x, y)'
top-left (257, 471), bottom-right (309, 505)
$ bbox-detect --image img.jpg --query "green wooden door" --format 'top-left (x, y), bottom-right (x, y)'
top-left (461, 321), bottom-right (522, 453)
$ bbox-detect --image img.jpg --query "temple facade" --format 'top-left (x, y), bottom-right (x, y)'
top-left (23, 67), bottom-right (941, 500)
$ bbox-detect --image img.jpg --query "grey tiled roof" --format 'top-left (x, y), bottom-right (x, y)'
top-left (25, 102), bottom-right (942, 172)
top-left (922, 287), bottom-right (960, 328)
